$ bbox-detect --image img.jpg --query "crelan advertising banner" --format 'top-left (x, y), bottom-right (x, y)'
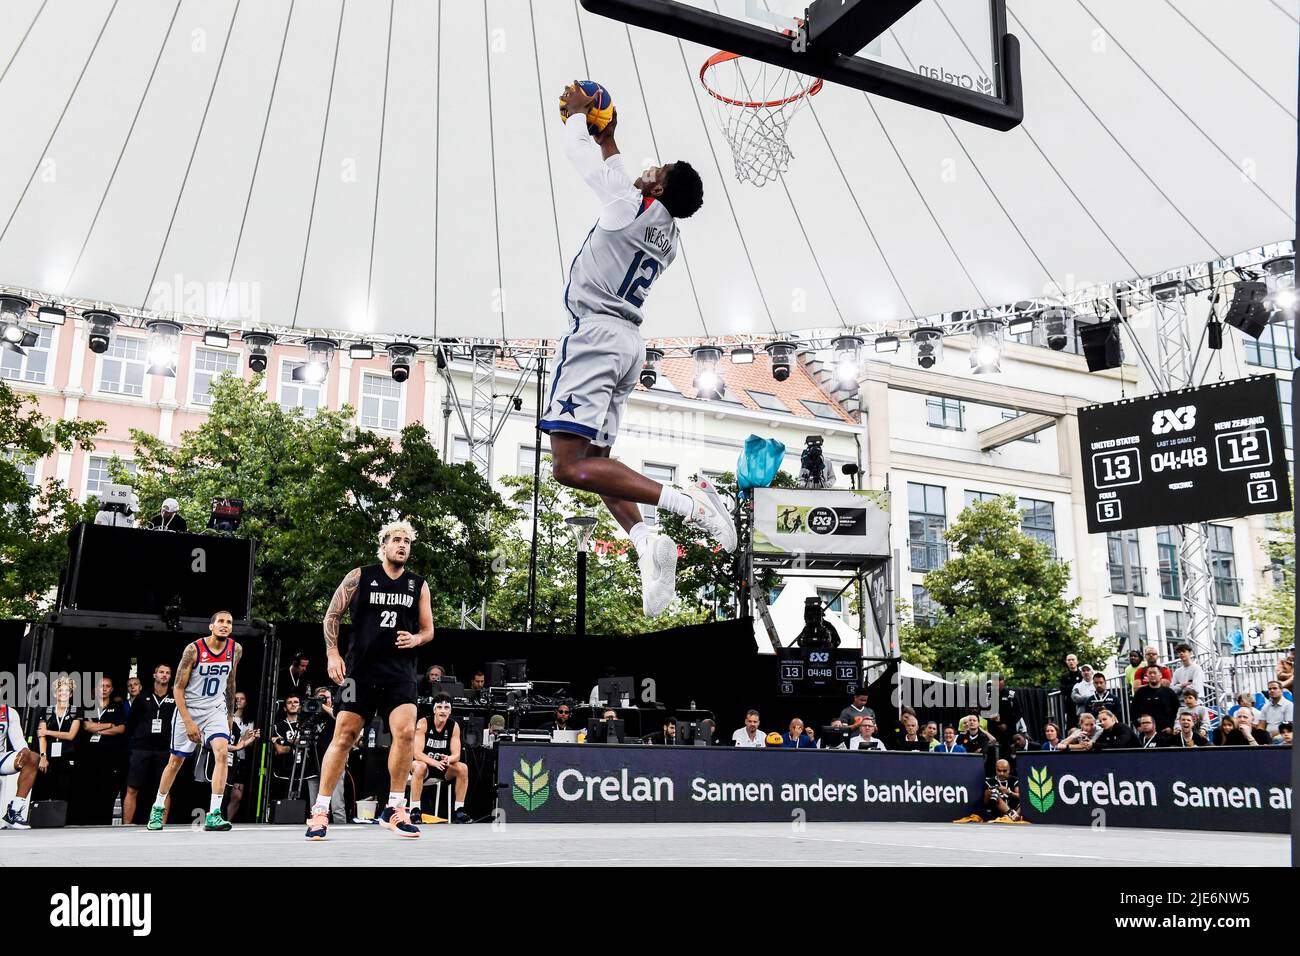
top-left (751, 488), bottom-right (891, 559)
top-left (498, 743), bottom-right (984, 823)
top-left (1018, 748), bottom-right (1291, 833)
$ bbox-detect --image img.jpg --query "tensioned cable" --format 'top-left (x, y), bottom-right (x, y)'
top-left (674, 37), bottom-right (777, 333)
top-left (1007, 7), bottom-right (1223, 260)
top-left (216, 0), bottom-right (295, 321)
top-left (364, 0), bottom-right (395, 325)
top-left (432, 1), bottom-right (441, 337)
top-left (63, 0), bottom-right (182, 296)
top-left (1077, 0), bottom-right (1293, 224)
top-left (483, 0), bottom-right (506, 339)
top-left (0, 0), bottom-right (48, 92)
top-left (528, 1), bottom-right (566, 283)
top-left (623, 23), bottom-right (711, 337)
top-left (1265, 0), bottom-right (1298, 24)
top-left (0, 0), bottom-right (119, 248)
top-left (1160, 0), bottom-right (1294, 119)
top-left (142, 0), bottom-right (243, 309)
top-left (572, 0), bottom-right (590, 80)
top-left (290, 0), bottom-right (347, 330)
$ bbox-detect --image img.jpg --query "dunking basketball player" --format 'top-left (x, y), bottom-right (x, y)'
top-left (544, 83), bottom-right (733, 620)
top-left (308, 520), bottom-right (433, 840)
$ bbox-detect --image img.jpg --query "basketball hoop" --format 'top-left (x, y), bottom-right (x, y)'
top-left (700, 46), bottom-right (822, 186)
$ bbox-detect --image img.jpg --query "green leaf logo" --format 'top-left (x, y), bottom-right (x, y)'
top-left (1027, 766), bottom-right (1055, 813)
top-left (512, 756), bottom-right (551, 812)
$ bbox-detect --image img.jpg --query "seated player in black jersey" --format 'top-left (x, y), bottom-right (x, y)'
top-left (309, 520), bottom-right (434, 840)
top-left (409, 693), bottom-right (469, 823)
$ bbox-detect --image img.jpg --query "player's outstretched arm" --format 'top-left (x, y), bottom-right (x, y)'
top-left (323, 568), bottom-right (361, 683)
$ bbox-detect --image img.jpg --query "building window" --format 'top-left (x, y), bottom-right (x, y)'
top-left (1155, 526), bottom-right (1181, 600)
top-left (1113, 605), bottom-right (1148, 649)
top-left (1107, 530), bottom-right (1145, 595)
top-left (191, 347), bottom-right (240, 406)
top-left (1279, 378), bottom-right (1292, 452)
top-left (360, 372), bottom-right (401, 430)
top-left (964, 490), bottom-right (1000, 509)
top-left (1208, 524), bottom-right (1239, 606)
top-left (1002, 410), bottom-right (1040, 443)
top-left (641, 462), bottom-right (676, 524)
top-left (452, 437), bottom-right (471, 464)
top-left (912, 585), bottom-right (938, 626)
top-left (1216, 616), bottom-right (1244, 654)
top-left (817, 588), bottom-right (844, 614)
top-left (515, 444), bottom-right (550, 517)
top-left (908, 482), bottom-right (947, 571)
top-left (1162, 610), bottom-right (1186, 658)
top-left (800, 399), bottom-right (842, 421)
top-left (279, 362), bottom-right (322, 415)
top-left (0, 325), bottom-right (53, 385)
top-left (926, 397), bottom-right (963, 430)
top-left (1019, 498), bottom-right (1056, 553)
top-left (98, 336), bottom-right (147, 396)
top-left (85, 455), bottom-right (137, 501)
top-left (1, 447), bottom-right (38, 488)
top-left (1242, 314), bottom-right (1296, 371)
top-left (747, 391), bottom-right (790, 413)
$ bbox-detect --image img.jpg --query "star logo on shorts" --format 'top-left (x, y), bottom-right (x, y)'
top-left (558, 394), bottom-right (580, 417)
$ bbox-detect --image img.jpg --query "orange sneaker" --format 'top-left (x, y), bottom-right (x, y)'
top-left (305, 810), bottom-right (329, 840)
top-left (379, 804), bottom-right (420, 838)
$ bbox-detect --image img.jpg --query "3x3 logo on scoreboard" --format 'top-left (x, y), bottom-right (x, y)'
top-left (1079, 376), bottom-right (1291, 533)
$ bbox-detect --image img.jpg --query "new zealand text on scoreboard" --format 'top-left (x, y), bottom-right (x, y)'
top-left (1078, 376), bottom-right (1291, 534)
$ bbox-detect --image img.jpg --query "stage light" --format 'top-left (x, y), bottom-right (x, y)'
top-left (203, 329), bottom-right (229, 349)
top-left (145, 320), bottom-right (182, 377)
top-left (831, 335), bottom-right (863, 385)
top-left (969, 319), bottom-right (1002, 374)
top-left (293, 337), bottom-right (337, 383)
top-left (1223, 281), bottom-right (1269, 339)
top-left (84, 310), bottom-right (118, 354)
top-left (1262, 256), bottom-right (1295, 313)
top-left (640, 346), bottom-right (663, 388)
top-left (766, 341), bottom-right (796, 382)
top-left (387, 343), bottom-right (417, 383)
top-left (912, 327), bottom-right (942, 369)
top-left (37, 305), bottom-right (65, 326)
top-left (1007, 302), bottom-right (1037, 338)
top-left (243, 332), bottom-right (275, 373)
top-left (691, 345), bottom-right (724, 399)
top-left (1042, 307), bottom-right (1073, 351)
top-left (0, 294), bottom-right (30, 324)
top-left (350, 342), bottom-right (374, 360)
top-left (1, 322), bottom-right (22, 345)
top-left (730, 346), bottom-right (754, 364)
top-left (1079, 318), bottom-right (1124, 371)
top-left (873, 334), bottom-right (900, 354)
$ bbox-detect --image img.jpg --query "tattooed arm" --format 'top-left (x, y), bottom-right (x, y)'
top-left (175, 643), bottom-right (200, 743)
top-left (324, 568), bottom-right (361, 684)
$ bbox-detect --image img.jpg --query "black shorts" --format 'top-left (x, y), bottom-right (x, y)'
top-left (127, 749), bottom-right (169, 790)
top-left (338, 681), bottom-right (416, 726)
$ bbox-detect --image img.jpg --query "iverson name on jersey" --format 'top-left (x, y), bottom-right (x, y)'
top-left (643, 224), bottom-right (672, 256)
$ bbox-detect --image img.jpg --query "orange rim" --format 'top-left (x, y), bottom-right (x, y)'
top-left (699, 50), bottom-right (823, 108)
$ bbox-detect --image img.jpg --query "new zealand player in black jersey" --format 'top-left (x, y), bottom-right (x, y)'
top-left (308, 520), bottom-right (434, 840)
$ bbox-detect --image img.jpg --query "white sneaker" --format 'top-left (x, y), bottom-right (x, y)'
top-left (684, 477), bottom-right (737, 552)
top-left (638, 533), bottom-right (678, 618)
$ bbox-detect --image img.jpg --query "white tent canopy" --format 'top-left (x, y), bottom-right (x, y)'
top-left (0, 0), bottom-right (1293, 341)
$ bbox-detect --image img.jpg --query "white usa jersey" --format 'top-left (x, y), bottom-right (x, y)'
top-left (186, 638), bottom-right (235, 716)
top-left (564, 196), bottom-right (678, 327)
top-left (1, 705), bottom-right (25, 758)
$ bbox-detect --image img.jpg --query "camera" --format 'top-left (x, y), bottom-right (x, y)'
top-left (798, 436), bottom-right (833, 489)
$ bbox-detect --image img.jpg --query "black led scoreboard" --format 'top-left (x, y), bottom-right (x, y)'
top-left (1079, 376), bottom-right (1291, 534)
top-left (777, 648), bottom-right (862, 696)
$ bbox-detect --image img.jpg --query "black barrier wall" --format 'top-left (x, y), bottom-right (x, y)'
top-left (1018, 747), bottom-right (1292, 834)
top-left (497, 743), bottom-right (986, 823)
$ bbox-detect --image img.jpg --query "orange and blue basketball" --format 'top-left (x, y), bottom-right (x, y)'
top-left (561, 80), bottom-right (615, 136)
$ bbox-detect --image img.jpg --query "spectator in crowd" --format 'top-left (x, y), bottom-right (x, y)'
top-left (779, 718), bottom-right (815, 748)
top-left (832, 690), bottom-right (874, 732)
top-left (646, 717), bottom-right (677, 746)
top-left (1132, 645), bottom-right (1172, 690)
top-left (1276, 647), bottom-right (1294, 692)
top-left (1164, 711), bottom-right (1210, 747)
top-left (1011, 732), bottom-right (1033, 754)
top-left (1071, 664), bottom-right (1097, 718)
top-left (36, 676), bottom-right (81, 804)
top-left (1273, 722), bottom-right (1292, 746)
top-left (74, 676), bottom-right (126, 825)
top-left (956, 714), bottom-right (995, 756)
top-left (1059, 713), bottom-right (1099, 751)
top-left (732, 710), bottom-right (766, 748)
top-left (934, 725), bottom-right (966, 753)
top-left (466, 670), bottom-right (488, 705)
top-left (982, 758), bottom-right (1021, 822)
top-left (123, 663), bottom-right (174, 825)
top-left (1214, 714), bottom-right (1237, 746)
top-left (125, 677), bottom-right (142, 714)
top-left (1222, 708), bottom-right (1270, 746)
top-left (1059, 653), bottom-right (1086, 727)
top-left (987, 677), bottom-right (1021, 750)
top-left (1086, 671), bottom-right (1119, 718)
top-left (1132, 666), bottom-right (1179, 732)
top-left (424, 664), bottom-right (446, 689)
top-left (146, 497), bottom-right (188, 532)
top-left (1258, 681), bottom-right (1293, 734)
top-left (848, 716), bottom-right (887, 751)
top-left (1041, 722), bottom-right (1062, 750)
top-left (895, 714), bottom-right (927, 751)
top-left (1093, 709), bottom-right (1138, 751)
top-left (699, 718), bottom-right (717, 746)
top-left (922, 721), bottom-right (939, 751)
top-left (1176, 689), bottom-right (1209, 729)
top-left (1169, 644), bottom-right (1204, 700)
top-left (227, 691), bottom-right (259, 822)
top-left (804, 723), bottom-right (817, 746)
top-left (544, 705), bottom-right (577, 733)
top-left (279, 652), bottom-right (311, 704)
top-left (1134, 714), bottom-right (1162, 749)
top-left (1122, 650), bottom-right (1144, 691)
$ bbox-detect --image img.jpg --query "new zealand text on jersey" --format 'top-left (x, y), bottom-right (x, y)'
top-left (370, 591), bottom-right (415, 608)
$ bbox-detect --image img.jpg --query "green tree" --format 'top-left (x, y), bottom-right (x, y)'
top-left (126, 375), bottom-right (508, 624)
top-left (488, 467), bottom-right (706, 633)
top-left (1250, 497), bottom-right (1294, 646)
top-left (900, 496), bottom-right (1101, 685)
top-left (0, 381), bottom-right (102, 619)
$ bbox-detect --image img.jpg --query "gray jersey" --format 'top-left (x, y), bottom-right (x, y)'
top-left (564, 197), bottom-right (678, 326)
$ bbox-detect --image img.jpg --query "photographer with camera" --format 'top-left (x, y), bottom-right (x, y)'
top-left (981, 758), bottom-right (1022, 822)
top-left (309, 687), bottom-right (346, 823)
top-left (271, 695), bottom-right (318, 802)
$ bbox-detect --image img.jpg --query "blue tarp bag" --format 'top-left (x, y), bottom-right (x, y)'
top-left (736, 434), bottom-right (785, 498)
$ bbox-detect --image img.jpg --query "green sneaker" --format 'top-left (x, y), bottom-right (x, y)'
top-left (146, 805), bottom-right (165, 831)
top-left (204, 810), bottom-right (232, 832)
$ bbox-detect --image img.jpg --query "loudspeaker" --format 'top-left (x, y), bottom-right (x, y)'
top-left (271, 799), bottom-right (307, 825)
top-left (1223, 281), bottom-right (1270, 338)
top-left (1079, 320), bottom-right (1123, 371)
top-left (29, 800), bottom-right (68, 828)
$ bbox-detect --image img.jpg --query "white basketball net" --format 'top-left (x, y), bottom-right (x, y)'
top-left (701, 53), bottom-right (821, 187)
